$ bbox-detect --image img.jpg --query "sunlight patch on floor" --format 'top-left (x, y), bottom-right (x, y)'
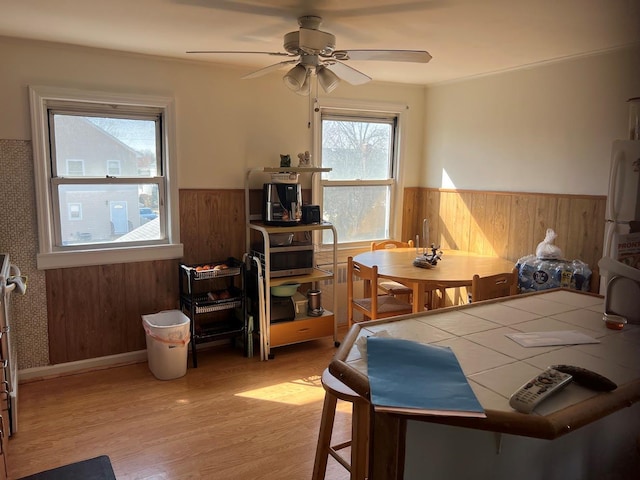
top-left (234, 374), bottom-right (325, 405)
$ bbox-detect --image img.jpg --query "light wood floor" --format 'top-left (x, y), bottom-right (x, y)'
top-left (8, 333), bottom-right (353, 479)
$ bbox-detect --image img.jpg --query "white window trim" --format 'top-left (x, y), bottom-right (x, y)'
top-left (312, 97), bottom-right (408, 246)
top-left (29, 85), bottom-right (183, 269)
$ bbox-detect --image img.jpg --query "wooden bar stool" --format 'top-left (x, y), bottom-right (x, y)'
top-left (312, 369), bottom-right (369, 480)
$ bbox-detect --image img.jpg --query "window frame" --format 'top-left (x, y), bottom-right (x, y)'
top-left (312, 98), bottom-right (407, 248)
top-left (29, 85), bottom-right (183, 269)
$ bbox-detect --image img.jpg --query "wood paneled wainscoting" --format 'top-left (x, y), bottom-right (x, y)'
top-left (45, 189), bottom-right (247, 365)
top-left (44, 187), bottom-right (605, 365)
top-left (45, 260), bottom-right (178, 364)
top-left (401, 188), bottom-right (606, 294)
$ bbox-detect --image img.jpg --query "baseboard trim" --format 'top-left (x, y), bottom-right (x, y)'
top-left (18, 339), bottom-right (237, 383)
top-left (18, 350), bottom-right (148, 383)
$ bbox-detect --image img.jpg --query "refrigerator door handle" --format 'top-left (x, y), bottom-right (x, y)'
top-left (607, 149), bottom-right (622, 222)
top-left (603, 221), bottom-right (615, 261)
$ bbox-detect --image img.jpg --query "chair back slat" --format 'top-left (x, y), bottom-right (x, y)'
top-left (471, 268), bottom-right (519, 302)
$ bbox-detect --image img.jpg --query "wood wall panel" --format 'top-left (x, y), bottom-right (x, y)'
top-left (179, 189), bottom-right (245, 265)
top-left (555, 197), bottom-right (606, 271)
top-left (402, 188), bottom-right (606, 284)
top-left (487, 194), bottom-right (511, 258)
top-left (507, 195), bottom-right (538, 262)
top-left (468, 193), bottom-right (488, 254)
top-left (401, 188), bottom-right (420, 244)
top-left (533, 196), bottom-right (559, 258)
top-left (97, 263), bottom-right (127, 354)
top-left (439, 191), bottom-right (458, 250)
top-left (46, 260), bottom-right (178, 364)
top-left (425, 189), bottom-right (441, 247)
top-left (45, 269), bottom-right (68, 361)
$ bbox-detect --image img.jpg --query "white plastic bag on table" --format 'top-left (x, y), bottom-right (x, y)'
top-left (536, 228), bottom-right (563, 260)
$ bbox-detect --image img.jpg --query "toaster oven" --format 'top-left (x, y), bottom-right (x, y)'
top-left (251, 242), bottom-right (314, 278)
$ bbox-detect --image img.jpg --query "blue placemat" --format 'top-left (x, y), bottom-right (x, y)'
top-left (367, 336), bottom-right (485, 417)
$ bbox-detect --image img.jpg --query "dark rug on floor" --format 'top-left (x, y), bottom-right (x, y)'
top-left (18, 455), bottom-right (116, 480)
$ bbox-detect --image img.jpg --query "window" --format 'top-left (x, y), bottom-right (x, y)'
top-left (313, 100), bottom-right (405, 246)
top-left (106, 159), bottom-right (121, 176)
top-left (66, 159), bottom-right (85, 176)
top-left (30, 86), bottom-right (182, 269)
top-left (68, 203), bottom-right (82, 221)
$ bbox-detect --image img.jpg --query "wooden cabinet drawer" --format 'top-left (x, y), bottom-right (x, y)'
top-left (270, 314), bottom-right (334, 347)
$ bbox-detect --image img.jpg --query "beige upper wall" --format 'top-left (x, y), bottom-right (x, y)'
top-left (2, 36), bottom-right (638, 196)
top-left (424, 45), bottom-right (640, 195)
top-left (0, 36), bottom-right (426, 189)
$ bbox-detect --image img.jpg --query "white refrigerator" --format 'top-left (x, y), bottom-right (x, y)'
top-left (599, 139), bottom-right (640, 323)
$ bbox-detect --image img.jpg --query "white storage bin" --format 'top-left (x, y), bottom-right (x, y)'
top-left (142, 310), bottom-right (190, 380)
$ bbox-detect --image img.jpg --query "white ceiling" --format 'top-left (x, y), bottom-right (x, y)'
top-left (2, 0), bottom-right (639, 85)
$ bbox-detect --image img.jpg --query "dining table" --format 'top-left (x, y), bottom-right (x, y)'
top-left (353, 248), bottom-right (517, 312)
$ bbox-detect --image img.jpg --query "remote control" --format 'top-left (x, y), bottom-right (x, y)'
top-left (509, 367), bottom-right (573, 414)
top-left (551, 365), bottom-right (617, 391)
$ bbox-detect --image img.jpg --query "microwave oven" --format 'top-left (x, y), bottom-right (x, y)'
top-left (251, 242), bottom-right (314, 278)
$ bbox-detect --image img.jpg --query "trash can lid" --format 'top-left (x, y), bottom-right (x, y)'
top-left (142, 310), bottom-right (190, 328)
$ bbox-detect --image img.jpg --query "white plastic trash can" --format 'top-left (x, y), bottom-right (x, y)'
top-left (142, 310), bottom-right (190, 380)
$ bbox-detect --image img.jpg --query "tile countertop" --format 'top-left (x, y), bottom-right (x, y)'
top-left (330, 289), bottom-right (640, 440)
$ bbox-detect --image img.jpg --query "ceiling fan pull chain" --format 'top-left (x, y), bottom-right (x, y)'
top-left (308, 73), bottom-right (318, 129)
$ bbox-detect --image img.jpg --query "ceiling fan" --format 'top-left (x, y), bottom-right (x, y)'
top-left (187, 15), bottom-right (432, 95)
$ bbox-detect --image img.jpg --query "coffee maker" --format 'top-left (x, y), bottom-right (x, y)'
top-left (263, 183), bottom-right (302, 225)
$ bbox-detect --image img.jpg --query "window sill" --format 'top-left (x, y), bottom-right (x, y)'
top-left (36, 243), bottom-right (184, 270)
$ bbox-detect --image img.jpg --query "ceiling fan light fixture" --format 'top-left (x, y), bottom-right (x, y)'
top-left (317, 66), bottom-right (340, 93)
top-left (295, 72), bottom-right (311, 96)
top-left (283, 64), bottom-right (308, 91)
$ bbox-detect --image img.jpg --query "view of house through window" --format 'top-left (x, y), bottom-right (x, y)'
top-left (50, 113), bottom-right (163, 246)
top-left (319, 112), bottom-right (398, 245)
top-left (30, 86), bottom-right (180, 269)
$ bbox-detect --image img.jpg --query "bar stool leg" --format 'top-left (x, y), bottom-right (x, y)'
top-left (351, 400), bottom-right (369, 480)
top-left (312, 390), bottom-right (338, 480)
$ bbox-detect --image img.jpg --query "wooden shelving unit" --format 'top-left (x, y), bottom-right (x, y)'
top-left (245, 167), bottom-right (338, 360)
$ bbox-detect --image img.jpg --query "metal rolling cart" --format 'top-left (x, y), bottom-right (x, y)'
top-left (178, 257), bottom-right (247, 367)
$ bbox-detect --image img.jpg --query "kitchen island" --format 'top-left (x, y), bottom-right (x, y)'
top-left (329, 289), bottom-right (640, 479)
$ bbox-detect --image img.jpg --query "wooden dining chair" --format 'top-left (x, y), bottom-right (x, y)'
top-left (370, 240), bottom-right (415, 299)
top-left (470, 268), bottom-right (519, 302)
top-left (347, 256), bottom-right (413, 327)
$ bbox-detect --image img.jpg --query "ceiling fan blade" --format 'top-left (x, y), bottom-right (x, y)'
top-left (337, 49), bottom-right (432, 63)
top-left (241, 60), bottom-right (299, 80)
top-left (326, 61), bottom-right (371, 86)
top-left (186, 50), bottom-right (293, 57)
